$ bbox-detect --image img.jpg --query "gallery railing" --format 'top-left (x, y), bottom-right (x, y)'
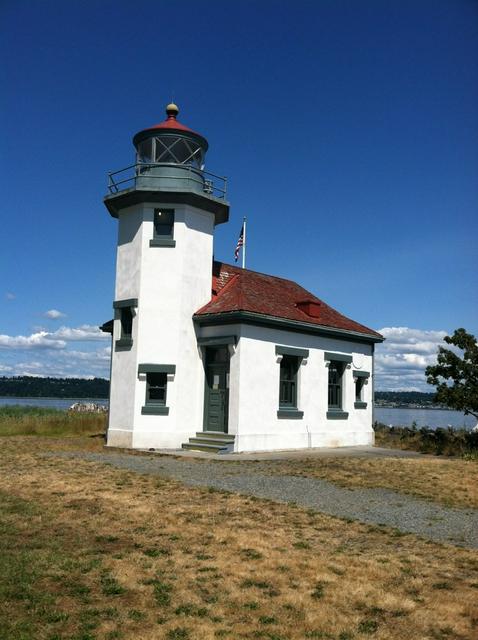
top-left (107, 162), bottom-right (228, 200)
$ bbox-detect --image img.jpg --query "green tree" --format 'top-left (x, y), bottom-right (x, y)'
top-left (425, 328), bottom-right (478, 419)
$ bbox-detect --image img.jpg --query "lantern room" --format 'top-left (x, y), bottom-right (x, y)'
top-left (104, 103), bottom-right (229, 224)
top-left (133, 103), bottom-right (208, 170)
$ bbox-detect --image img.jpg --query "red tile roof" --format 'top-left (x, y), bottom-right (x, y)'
top-left (132, 104), bottom-right (207, 148)
top-left (195, 262), bottom-right (383, 340)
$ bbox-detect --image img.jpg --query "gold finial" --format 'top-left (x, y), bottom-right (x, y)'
top-left (166, 102), bottom-right (179, 118)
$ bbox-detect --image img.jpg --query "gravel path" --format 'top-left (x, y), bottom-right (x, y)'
top-left (49, 451), bottom-right (478, 549)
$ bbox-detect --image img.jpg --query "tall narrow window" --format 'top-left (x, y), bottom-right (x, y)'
top-left (328, 361), bottom-right (344, 409)
top-left (325, 352), bottom-right (350, 419)
top-left (276, 345), bottom-right (307, 419)
top-left (354, 371), bottom-right (369, 409)
top-left (279, 356), bottom-right (299, 409)
top-left (113, 298), bottom-right (137, 349)
top-left (355, 377), bottom-right (364, 402)
top-left (120, 307), bottom-right (133, 340)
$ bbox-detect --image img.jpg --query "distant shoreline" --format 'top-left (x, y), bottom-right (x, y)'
top-left (0, 396), bottom-right (453, 411)
top-left (375, 405), bottom-right (454, 411)
top-left (0, 396), bottom-right (108, 400)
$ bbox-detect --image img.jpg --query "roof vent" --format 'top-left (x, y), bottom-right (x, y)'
top-left (296, 299), bottom-right (321, 318)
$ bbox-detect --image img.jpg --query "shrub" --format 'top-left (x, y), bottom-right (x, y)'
top-left (374, 422), bottom-right (478, 457)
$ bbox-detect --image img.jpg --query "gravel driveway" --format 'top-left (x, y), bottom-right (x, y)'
top-left (49, 451), bottom-right (478, 549)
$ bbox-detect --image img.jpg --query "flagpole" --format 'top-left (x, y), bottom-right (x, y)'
top-left (242, 216), bottom-right (246, 269)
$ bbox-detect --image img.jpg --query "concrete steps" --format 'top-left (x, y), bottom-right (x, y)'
top-left (182, 431), bottom-right (235, 454)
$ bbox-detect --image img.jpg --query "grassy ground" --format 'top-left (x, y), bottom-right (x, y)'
top-left (0, 435), bottom-right (477, 640)
top-left (246, 455), bottom-right (478, 509)
top-left (0, 405), bottom-right (106, 437)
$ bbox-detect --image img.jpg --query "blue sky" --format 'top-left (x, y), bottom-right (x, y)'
top-left (1, 0), bottom-right (477, 390)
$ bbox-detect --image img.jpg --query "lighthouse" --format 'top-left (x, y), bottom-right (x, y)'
top-left (104, 104), bottom-right (229, 449)
top-left (103, 104), bottom-right (383, 454)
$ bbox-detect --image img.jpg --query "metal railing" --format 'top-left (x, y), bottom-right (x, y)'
top-left (107, 162), bottom-right (227, 199)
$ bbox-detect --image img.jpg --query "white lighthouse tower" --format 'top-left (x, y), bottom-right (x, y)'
top-left (104, 103), bottom-right (229, 449)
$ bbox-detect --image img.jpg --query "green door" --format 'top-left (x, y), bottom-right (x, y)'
top-left (203, 347), bottom-right (230, 433)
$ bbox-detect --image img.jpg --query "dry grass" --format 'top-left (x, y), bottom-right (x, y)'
top-left (0, 406), bottom-right (106, 438)
top-left (246, 455), bottom-right (478, 510)
top-left (0, 436), bottom-right (477, 640)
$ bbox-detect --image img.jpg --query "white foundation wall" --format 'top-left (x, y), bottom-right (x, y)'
top-left (231, 324), bottom-right (374, 452)
top-left (107, 202), bottom-right (215, 449)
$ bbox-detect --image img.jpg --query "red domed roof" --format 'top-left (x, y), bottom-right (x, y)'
top-left (133, 103), bottom-right (208, 149)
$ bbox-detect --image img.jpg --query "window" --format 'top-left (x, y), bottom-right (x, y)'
top-left (150, 209), bottom-right (176, 247)
top-left (137, 138), bottom-right (153, 165)
top-left (279, 356), bottom-right (299, 408)
top-left (328, 361), bottom-right (344, 409)
top-left (120, 307), bottom-right (133, 340)
top-left (154, 209), bottom-right (174, 238)
top-left (139, 364), bottom-right (175, 415)
top-left (355, 377), bottom-right (364, 402)
top-left (113, 298), bottom-right (137, 349)
top-left (354, 371), bottom-right (369, 409)
top-left (324, 352), bottom-right (351, 419)
top-left (275, 346), bottom-right (307, 419)
top-left (146, 372), bottom-right (167, 406)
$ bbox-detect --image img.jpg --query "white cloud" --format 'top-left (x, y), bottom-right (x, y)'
top-left (375, 327), bottom-right (448, 391)
top-left (0, 331), bottom-right (67, 350)
top-left (5, 292), bottom-right (15, 300)
top-left (44, 309), bottom-right (67, 319)
top-left (8, 346), bottom-right (111, 378)
top-left (52, 325), bottom-right (107, 341)
top-left (0, 325), bottom-right (110, 351)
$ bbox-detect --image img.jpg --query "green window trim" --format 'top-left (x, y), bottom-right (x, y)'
top-left (138, 364), bottom-right (176, 374)
top-left (324, 352), bottom-right (352, 363)
top-left (142, 369), bottom-right (171, 414)
top-left (275, 345), bottom-right (309, 358)
top-left (277, 409), bottom-right (304, 419)
top-left (328, 360), bottom-right (345, 410)
top-left (141, 405), bottom-right (169, 415)
top-left (119, 307), bottom-right (133, 341)
top-left (115, 338), bottom-right (133, 349)
top-left (113, 298), bottom-right (138, 309)
top-left (279, 354), bottom-right (300, 410)
top-left (353, 370), bottom-right (370, 378)
top-left (197, 335), bottom-right (236, 347)
top-left (354, 401), bottom-right (367, 409)
top-left (149, 238), bottom-right (176, 247)
top-left (327, 410), bottom-right (349, 419)
top-left (354, 373), bottom-right (368, 404)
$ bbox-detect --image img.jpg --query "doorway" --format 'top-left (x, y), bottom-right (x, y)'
top-left (203, 346), bottom-right (230, 433)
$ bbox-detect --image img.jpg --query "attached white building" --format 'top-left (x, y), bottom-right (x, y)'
top-left (101, 103), bottom-right (383, 453)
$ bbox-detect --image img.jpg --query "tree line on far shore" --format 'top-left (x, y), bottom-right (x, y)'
top-left (0, 376), bottom-right (109, 399)
top-left (0, 376), bottom-right (438, 404)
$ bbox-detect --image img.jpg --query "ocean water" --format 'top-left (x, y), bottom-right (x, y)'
top-left (374, 407), bottom-right (476, 430)
top-left (0, 397), bottom-right (475, 430)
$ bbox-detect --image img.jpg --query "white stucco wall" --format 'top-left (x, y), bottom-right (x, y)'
top-left (107, 202), bottom-right (214, 449)
top-left (197, 323), bottom-right (375, 452)
top-left (236, 324), bottom-right (373, 452)
top-left (106, 201), bottom-right (377, 453)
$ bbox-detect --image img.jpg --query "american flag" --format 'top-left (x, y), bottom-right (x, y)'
top-left (234, 225), bottom-right (244, 262)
